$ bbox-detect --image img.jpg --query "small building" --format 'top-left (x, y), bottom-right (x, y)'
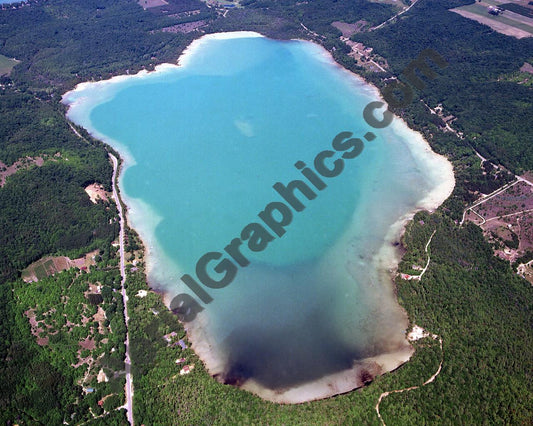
top-left (180, 364), bottom-right (195, 375)
top-left (163, 331), bottom-right (177, 343)
top-left (400, 273), bottom-right (421, 281)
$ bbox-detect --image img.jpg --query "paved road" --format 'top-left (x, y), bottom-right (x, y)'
top-left (110, 153), bottom-right (134, 426)
top-left (66, 122), bottom-right (135, 424)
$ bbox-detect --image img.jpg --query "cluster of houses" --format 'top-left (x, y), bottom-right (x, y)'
top-left (163, 332), bottom-right (195, 376)
top-left (399, 265), bottom-right (424, 281)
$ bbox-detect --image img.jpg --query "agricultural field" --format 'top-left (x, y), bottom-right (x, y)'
top-left (138, 0), bottom-right (168, 9)
top-left (21, 251), bottom-right (98, 282)
top-left (451, 1), bottom-right (533, 38)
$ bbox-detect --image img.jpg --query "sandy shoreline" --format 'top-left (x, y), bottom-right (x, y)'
top-left (62, 31), bottom-right (455, 404)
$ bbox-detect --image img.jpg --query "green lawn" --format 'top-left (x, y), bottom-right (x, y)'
top-left (0, 54), bottom-right (18, 76)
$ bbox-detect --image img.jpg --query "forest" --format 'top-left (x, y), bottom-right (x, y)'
top-left (0, 89), bottom-right (117, 283)
top-left (0, 264), bottom-right (128, 424)
top-left (125, 212), bottom-right (532, 425)
top-left (0, 0), bottom-right (531, 424)
top-left (352, 0), bottom-right (533, 173)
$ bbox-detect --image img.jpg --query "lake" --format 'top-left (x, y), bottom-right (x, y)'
top-left (63, 32), bottom-right (454, 402)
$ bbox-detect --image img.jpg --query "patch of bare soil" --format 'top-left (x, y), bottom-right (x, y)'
top-left (80, 337), bottom-right (96, 350)
top-left (469, 180), bottom-right (533, 261)
top-left (517, 261), bottom-right (533, 285)
top-left (23, 250), bottom-right (99, 282)
top-left (24, 308), bottom-right (51, 346)
top-left (159, 20), bottom-right (206, 33)
top-left (138, 0), bottom-right (168, 9)
top-left (0, 156), bottom-right (50, 187)
top-left (84, 183), bottom-right (110, 204)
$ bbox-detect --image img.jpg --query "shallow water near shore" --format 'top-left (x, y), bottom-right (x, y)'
top-left (63, 32), bottom-right (454, 403)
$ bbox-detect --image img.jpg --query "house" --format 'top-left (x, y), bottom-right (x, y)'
top-left (400, 273), bottom-right (420, 281)
top-left (163, 331), bottom-right (177, 343)
top-left (179, 364), bottom-right (195, 375)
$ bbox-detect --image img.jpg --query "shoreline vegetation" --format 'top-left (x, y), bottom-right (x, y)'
top-left (1, 0), bottom-right (531, 424)
top-left (62, 31), bottom-right (455, 404)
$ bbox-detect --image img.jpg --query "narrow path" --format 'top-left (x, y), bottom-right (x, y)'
top-left (460, 160), bottom-right (533, 228)
top-left (418, 230), bottom-right (436, 281)
top-left (377, 230), bottom-right (443, 424)
top-left (300, 22), bottom-right (324, 39)
top-left (371, 0), bottom-right (421, 31)
top-left (484, 208), bottom-right (533, 223)
top-left (368, 58), bottom-right (387, 72)
top-left (110, 153), bottom-right (134, 426)
top-left (474, 150), bottom-right (487, 167)
top-left (516, 217), bottom-right (523, 251)
top-left (375, 330), bottom-right (443, 425)
top-left (469, 208), bottom-right (486, 226)
top-left (80, 358), bottom-right (94, 388)
top-left (421, 101), bottom-right (462, 137)
top-left (460, 180), bottom-right (519, 226)
top-left (517, 175), bottom-right (533, 187)
top-left (338, 36), bottom-right (387, 72)
top-left (68, 122), bottom-right (83, 139)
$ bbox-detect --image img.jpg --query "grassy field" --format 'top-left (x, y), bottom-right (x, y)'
top-left (138, 0), bottom-right (168, 9)
top-left (464, 3), bottom-right (533, 32)
top-left (452, 3), bottom-right (533, 37)
top-left (22, 256), bottom-right (73, 282)
top-left (0, 54), bottom-right (18, 76)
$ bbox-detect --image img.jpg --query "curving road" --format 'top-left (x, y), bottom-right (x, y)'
top-left (418, 230), bottom-right (436, 281)
top-left (375, 332), bottom-right (443, 425)
top-left (110, 153), bottom-right (134, 426)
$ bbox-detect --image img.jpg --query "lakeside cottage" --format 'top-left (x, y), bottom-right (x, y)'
top-left (179, 364), bottom-right (194, 375)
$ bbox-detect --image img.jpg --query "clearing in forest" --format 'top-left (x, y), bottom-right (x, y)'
top-left (0, 54), bottom-right (18, 76)
top-left (451, 1), bottom-right (533, 39)
top-left (22, 251), bottom-right (98, 282)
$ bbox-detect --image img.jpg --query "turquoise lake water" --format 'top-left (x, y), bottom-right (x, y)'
top-left (64, 33), bottom-right (452, 401)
